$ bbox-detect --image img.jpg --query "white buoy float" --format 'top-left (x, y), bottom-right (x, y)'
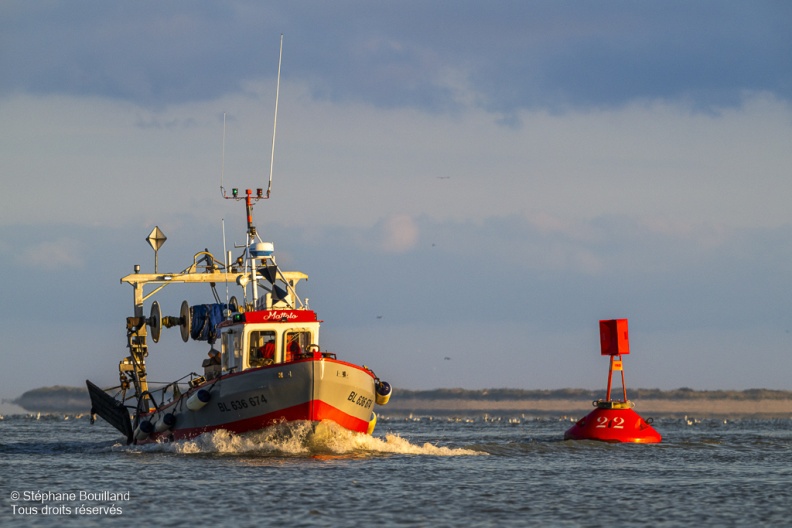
top-left (186, 389), bottom-right (211, 411)
top-left (154, 412), bottom-right (176, 432)
top-left (133, 419), bottom-right (154, 442)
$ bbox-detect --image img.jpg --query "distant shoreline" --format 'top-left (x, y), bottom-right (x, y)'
top-left (385, 398), bottom-right (792, 418)
top-left (384, 388), bottom-right (792, 418)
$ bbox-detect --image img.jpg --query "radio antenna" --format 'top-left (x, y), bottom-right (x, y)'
top-left (219, 112), bottom-right (227, 198)
top-left (266, 33), bottom-right (283, 199)
top-left (221, 34), bottom-right (283, 203)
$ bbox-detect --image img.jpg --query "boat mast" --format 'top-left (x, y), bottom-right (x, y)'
top-left (245, 188), bottom-right (259, 307)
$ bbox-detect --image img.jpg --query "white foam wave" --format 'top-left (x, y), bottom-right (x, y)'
top-left (131, 420), bottom-right (483, 457)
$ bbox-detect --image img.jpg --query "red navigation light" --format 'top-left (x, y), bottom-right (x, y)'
top-left (256, 188), bottom-right (263, 198)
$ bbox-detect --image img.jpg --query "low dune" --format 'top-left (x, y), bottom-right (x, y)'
top-left (385, 398), bottom-right (792, 418)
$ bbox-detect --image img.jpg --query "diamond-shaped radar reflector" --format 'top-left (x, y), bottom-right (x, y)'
top-left (146, 226), bottom-right (167, 251)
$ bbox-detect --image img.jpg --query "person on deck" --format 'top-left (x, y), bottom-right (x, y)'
top-left (285, 336), bottom-right (301, 362)
top-left (202, 348), bottom-right (221, 379)
top-left (258, 339), bottom-right (275, 365)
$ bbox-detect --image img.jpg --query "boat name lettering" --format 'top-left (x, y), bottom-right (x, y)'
top-left (217, 394), bottom-right (269, 413)
top-left (347, 391), bottom-right (373, 409)
top-left (265, 311), bottom-right (298, 320)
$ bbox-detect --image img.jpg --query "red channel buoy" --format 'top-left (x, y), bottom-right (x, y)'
top-left (564, 319), bottom-right (662, 443)
top-left (564, 401), bottom-right (661, 443)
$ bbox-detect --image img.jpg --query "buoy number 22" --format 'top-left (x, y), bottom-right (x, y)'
top-left (595, 416), bottom-right (625, 429)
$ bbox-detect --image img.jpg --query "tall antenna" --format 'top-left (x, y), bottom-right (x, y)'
top-left (221, 34), bottom-right (283, 203)
top-left (267, 33), bottom-right (284, 199)
top-left (220, 112), bottom-right (227, 198)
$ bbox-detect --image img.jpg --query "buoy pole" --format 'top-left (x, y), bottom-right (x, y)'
top-left (605, 354), bottom-right (628, 403)
top-left (606, 356), bottom-right (614, 401)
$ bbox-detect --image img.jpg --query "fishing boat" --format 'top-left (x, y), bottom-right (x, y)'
top-left (86, 36), bottom-right (392, 445)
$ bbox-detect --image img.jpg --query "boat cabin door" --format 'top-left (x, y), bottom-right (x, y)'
top-left (221, 329), bottom-right (242, 373)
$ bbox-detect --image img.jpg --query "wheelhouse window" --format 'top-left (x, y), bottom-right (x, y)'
top-left (284, 331), bottom-right (312, 362)
top-left (249, 330), bottom-right (276, 368)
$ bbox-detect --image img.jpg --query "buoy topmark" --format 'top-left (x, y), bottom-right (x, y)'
top-left (564, 319), bottom-right (662, 443)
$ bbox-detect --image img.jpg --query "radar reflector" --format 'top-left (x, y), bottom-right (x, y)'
top-left (146, 226), bottom-right (167, 251)
top-left (146, 226), bottom-right (167, 273)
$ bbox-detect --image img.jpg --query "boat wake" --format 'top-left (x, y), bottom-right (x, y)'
top-left (127, 420), bottom-right (483, 458)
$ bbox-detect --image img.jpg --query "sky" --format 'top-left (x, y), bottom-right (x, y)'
top-left (2, 1), bottom-right (792, 406)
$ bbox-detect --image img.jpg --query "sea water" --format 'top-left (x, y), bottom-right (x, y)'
top-left (1, 413), bottom-right (791, 527)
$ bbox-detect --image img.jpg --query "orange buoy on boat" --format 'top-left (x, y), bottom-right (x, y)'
top-left (564, 319), bottom-right (662, 443)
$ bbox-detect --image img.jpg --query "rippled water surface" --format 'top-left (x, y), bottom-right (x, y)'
top-left (2, 413), bottom-right (791, 526)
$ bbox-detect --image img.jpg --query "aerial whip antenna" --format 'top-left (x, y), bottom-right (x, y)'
top-left (219, 112), bottom-right (227, 198)
top-left (267, 33), bottom-right (283, 199)
top-left (221, 34), bottom-right (283, 203)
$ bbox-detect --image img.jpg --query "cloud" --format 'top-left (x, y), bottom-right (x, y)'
top-left (379, 214), bottom-right (419, 253)
top-left (15, 237), bottom-right (85, 270)
top-left (2, 2), bottom-right (790, 112)
top-left (3, 90), bottom-right (791, 236)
